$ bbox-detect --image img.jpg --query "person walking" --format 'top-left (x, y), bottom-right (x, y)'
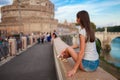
top-left (41, 33), bottom-right (44, 44)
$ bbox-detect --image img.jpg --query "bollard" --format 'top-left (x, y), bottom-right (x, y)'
top-left (8, 38), bottom-right (16, 56)
top-left (29, 36), bottom-right (33, 45)
top-left (33, 35), bottom-right (37, 43)
top-left (22, 36), bottom-right (27, 50)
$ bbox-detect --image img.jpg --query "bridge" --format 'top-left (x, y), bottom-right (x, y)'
top-left (95, 28), bottom-right (120, 46)
top-left (0, 43), bottom-right (57, 80)
top-left (0, 37), bottom-right (118, 80)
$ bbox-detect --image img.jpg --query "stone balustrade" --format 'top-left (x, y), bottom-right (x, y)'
top-left (0, 35), bottom-right (38, 61)
top-left (53, 37), bottom-right (117, 80)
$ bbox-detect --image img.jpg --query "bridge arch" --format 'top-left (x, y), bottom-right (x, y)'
top-left (95, 32), bottom-right (120, 46)
top-left (111, 36), bottom-right (120, 43)
top-left (107, 32), bottom-right (120, 44)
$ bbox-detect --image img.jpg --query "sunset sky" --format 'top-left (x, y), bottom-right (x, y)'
top-left (0, 0), bottom-right (120, 27)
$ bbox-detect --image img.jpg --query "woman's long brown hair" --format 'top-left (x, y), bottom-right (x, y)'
top-left (77, 10), bottom-right (95, 42)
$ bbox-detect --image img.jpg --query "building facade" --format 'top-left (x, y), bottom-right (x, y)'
top-left (0, 0), bottom-right (58, 34)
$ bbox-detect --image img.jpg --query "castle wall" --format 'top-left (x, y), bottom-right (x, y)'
top-left (0, 0), bottom-right (58, 34)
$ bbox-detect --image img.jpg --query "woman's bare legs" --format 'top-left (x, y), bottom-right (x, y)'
top-left (62, 46), bottom-right (84, 70)
top-left (59, 44), bottom-right (79, 58)
top-left (71, 44), bottom-right (79, 49)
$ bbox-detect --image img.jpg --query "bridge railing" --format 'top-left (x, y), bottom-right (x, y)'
top-left (96, 32), bottom-right (120, 35)
top-left (53, 36), bottom-right (117, 80)
top-left (0, 35), bottom-right (38, 62)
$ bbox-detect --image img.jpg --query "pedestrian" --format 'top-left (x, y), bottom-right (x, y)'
top-left (58, 10), bottom-right (99, 77)
top-left (0, 37), bottom-right (4, 61)
top-left (37, 37), bottom-right (40, 44)
top-left (41, 33), bottom-right (44, 44)
top-left (44, 32), bottom-right (48, 43)
top-left (51, 32), bottom-right (57, 44)
top-left (2, 38), bottom-right (9, 58)
top-left (53, 30), bottom-right (58, 37)
top-left (47, 32), bottom-right (51, 42)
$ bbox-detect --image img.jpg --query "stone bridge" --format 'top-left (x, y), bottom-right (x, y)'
top-left (95, 31), bottom-right (120, 45)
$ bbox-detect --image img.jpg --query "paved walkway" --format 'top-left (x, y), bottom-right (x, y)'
top-left (0, 43), bottom-right (57, 80)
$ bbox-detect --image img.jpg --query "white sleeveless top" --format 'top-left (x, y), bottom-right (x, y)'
top-left (79, 27), bottom-right (99, 61)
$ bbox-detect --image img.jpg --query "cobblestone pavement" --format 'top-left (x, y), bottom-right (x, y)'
top-left (0, 43), bottom-right (57, 80)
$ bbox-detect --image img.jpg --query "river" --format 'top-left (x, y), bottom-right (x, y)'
top-left (109, 37), bottom-right (120, 67)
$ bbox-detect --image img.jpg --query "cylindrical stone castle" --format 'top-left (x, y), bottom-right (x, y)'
top-left (0, 0), bottom-right (58, 34)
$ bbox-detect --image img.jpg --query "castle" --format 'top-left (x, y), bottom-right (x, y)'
top-left (0, 0), bottom-right (58, 34)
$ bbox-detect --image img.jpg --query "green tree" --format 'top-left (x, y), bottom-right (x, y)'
top-left (96, 25), bottom-right (120, 32)
top-left (75, 23), bottom-right (80, 26)
top-left (75, 22), bottom-right (96, 31)
top-left (96, 38), bottom-right (102, 55)
top-left (90, 22), bottom-right (96, 31)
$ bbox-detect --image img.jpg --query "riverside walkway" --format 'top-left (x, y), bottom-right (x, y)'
top-left (0, 43), bottom-right (57, 80)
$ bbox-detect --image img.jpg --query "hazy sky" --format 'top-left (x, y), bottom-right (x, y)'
top-left (0, 0), bottom-right (120, 27)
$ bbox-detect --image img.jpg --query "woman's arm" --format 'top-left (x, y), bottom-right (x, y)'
top-left (73, 34), bottom-right (85, 71)
top-left (58, 44), bottom-right (78, 59)
top-left (68, 34), bottom-right (86, 77)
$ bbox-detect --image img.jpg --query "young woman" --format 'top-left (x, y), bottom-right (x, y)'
top-left (59, 10), bottom-right (99, 77)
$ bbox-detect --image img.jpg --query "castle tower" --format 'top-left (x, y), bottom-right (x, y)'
top-left (0, 0), bottom-right (58, 34)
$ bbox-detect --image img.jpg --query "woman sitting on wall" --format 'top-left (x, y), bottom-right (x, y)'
top-left (58, 10), bottom-right (99, 77)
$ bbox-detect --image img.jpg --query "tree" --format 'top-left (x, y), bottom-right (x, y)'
top-left (75, 22), bottom-right (96, 31)
top-left (90, 22), bottom-right (96, 31)
top-left (96, 25), bottom-right (120, 32)
top-left (96, 38), bottom-right (102, 55)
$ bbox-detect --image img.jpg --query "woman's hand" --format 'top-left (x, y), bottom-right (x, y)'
top-left (67, 69), bottom-right (76, 77)
top-left (59, 48), bottom-right (70, 58)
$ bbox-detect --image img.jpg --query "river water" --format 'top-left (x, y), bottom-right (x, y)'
top-left (109, 37), bottom-right (120, 67)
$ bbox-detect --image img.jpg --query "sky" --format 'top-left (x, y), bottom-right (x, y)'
top-left (0, 0), bottom-right (120, 27)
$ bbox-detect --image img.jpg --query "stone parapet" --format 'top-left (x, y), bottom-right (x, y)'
top-left (53, 37), bottom-right (117, 80)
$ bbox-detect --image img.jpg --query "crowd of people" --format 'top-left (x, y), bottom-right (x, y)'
top-left (0, 37), bottom-right (9, 60)
top-left (37, 30), bottom-right (58, 44)
top-left (0, 33), bottom-right (34, 61)
top-left (0, 30), bottom-right (58, 61)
